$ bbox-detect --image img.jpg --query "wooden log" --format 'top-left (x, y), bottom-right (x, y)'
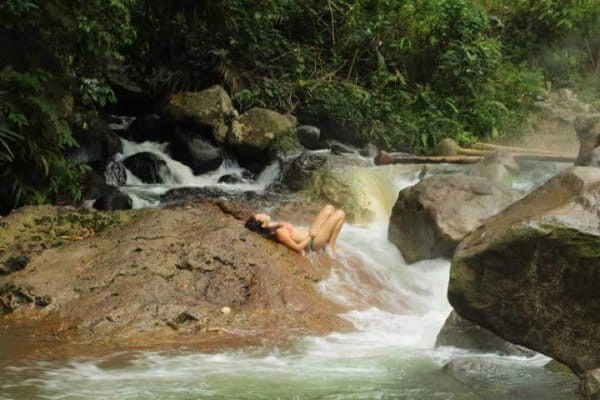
top-left (375, 151), bottom-right (575, 165)
top-left (375, 151), bottom-right (482, 165)
top-left (473, 142), bottom-right (576, 158)
top-left (513, 154), bottom-right (576, 163)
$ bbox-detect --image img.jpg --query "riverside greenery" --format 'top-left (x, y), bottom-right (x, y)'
top-left (1, 0), bottom-right (599, 210)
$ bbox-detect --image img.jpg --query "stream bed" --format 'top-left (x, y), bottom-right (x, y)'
top-left (0, 141), bottom-right (579, 399)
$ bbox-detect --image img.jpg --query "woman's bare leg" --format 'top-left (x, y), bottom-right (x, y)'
top-left (328, 211), bottom-right (345, 250)
top-left (309, 204), bottom-right (335, 237)
top-left (312, 209), bottom-right (345, 251)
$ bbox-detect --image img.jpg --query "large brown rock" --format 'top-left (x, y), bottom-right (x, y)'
top-left (388, 174), bottom-right (520, 263)
top-left (0, 204), bottom-right (351, 350)
top-left (449, 167), bottom-right (600, 399)
top-left (226, 108), bottom-right (300, 165)
top-left (159, 85), bottom-right (236, 143)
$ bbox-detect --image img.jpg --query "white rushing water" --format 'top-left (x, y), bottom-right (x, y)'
top-left (0, 164), bottom-right (577, 399)
top-left (113, 138), bottom-right (282, 208)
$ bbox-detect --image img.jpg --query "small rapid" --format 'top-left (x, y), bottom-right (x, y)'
top-left (0, 163), bottom-right (577, 399)
top-left (113, 138), bottom-right (282, 208)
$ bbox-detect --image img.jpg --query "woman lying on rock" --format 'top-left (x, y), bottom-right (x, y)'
top-left (245, 204), bottom-right (346, 253)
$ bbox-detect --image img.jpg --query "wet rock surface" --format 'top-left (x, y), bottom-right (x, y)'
top-left (435, 311), bottom-right (534, 357)
top-left (167, 131), bottom-right (223, 174)
top-left (93, 188), bottom-right (133, 211)
top-left (388, 174), bottom-right (520, 263)
top-left (0, 204), bottom-right (351, 349)
top-left (123, 152), bottom-right (167, 184)
top-left (449, 167), bottom-right (600, 397)
top-left (128, 113), bottom-right (171, 142)
top-left (281, 151), bottom-right (381, 223)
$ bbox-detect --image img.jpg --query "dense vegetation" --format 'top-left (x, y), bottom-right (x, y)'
top-left (1, 0), bottom-right (600, 211)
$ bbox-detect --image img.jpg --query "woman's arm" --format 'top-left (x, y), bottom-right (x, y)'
top-left (274, 229), bottom-right (311, 252)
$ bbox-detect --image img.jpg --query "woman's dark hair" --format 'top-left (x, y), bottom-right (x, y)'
top-left (244, 216), bottom-right (276, 240)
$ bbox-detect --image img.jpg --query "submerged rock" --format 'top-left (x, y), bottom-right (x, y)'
top-left (0, 204), bottom-right (350, 348)
top-left (388, 174), bottom-right (520, 263)
top-left (435, 311), bottom-right (534, 357)
top-left (123, 152), bottom-right (167, 184)
top-left (449, 167), bottom-right (600, 398)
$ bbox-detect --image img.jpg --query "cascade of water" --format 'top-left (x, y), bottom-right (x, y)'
top-left (0, 139), bottom-right (578, 398)
top-left (113, 137), bottom-right (282, 207)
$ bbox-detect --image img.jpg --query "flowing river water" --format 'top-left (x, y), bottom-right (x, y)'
top-left (0, 137), bottom-right (578, 399)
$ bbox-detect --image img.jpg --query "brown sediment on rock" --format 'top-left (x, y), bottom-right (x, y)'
top-left (0, 203), bottom-right (359, 354)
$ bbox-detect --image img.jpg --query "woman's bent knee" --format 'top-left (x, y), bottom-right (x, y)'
top-left (323, 204), bottom-right (335, 213)
top-left (334, 209), bottom-right (345, 219)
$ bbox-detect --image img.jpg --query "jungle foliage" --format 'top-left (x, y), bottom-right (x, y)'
top-left (1, 0), bottom-right (600, 210)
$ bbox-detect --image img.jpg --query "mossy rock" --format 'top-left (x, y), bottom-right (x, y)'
top-left (449, 167), bottom-right (600, 386)
top-left (160, 85), bottom-right (236, 143)
top-left (227, 108), bottom-right (300, 162)
top-left (0, 205), bottom-right (138, 260)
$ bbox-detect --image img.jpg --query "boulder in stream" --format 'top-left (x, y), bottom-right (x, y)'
top-left (122, 152), bottom-right (167, 184)
top-left (69, 119), bottom-right (122, 164)
top-left (226, 108), bottom-right (301, 168)
top-left (297, 125), bottom-right (322, 150)
top-left (159, 85), bottom-right (236, 143)
top-left (469, 150), bottom-right (520, 187)
top-left (449, 167), bottom-right (600, 399)
top-left (93, 186), bottom-right (132, 211)
top-left (435, 311), bottom-right (534, 356)
top-left (388, 174), bottom-right (520, 263)
top-left (282, 152), bottom-right (384, 223)
top-left (128, 113), bottom-right (172, 142)
top-left (167, 131), bottom-right (223, 174)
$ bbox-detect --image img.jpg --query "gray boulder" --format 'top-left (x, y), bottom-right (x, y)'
top-left (469, 150), bottom-right (520, 187)
top-left (123, 152), bottom-right (167, 184)
top-left (449, 167), bottom-right (600, 399)
top-left (104, 161), bottom-right (127, 186)
top-left (436, 311), bottom-right (534, 356)
top-left (70, 119), bottom-right (122, 164)
top-left (297, 125), bottom-right (322, 150)
top-left (167, 131), bottom-right (222, 174)
top-left (388, 174), bottom-right (520, 263)
top-left (93, 188), bottom-right (132, 211)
